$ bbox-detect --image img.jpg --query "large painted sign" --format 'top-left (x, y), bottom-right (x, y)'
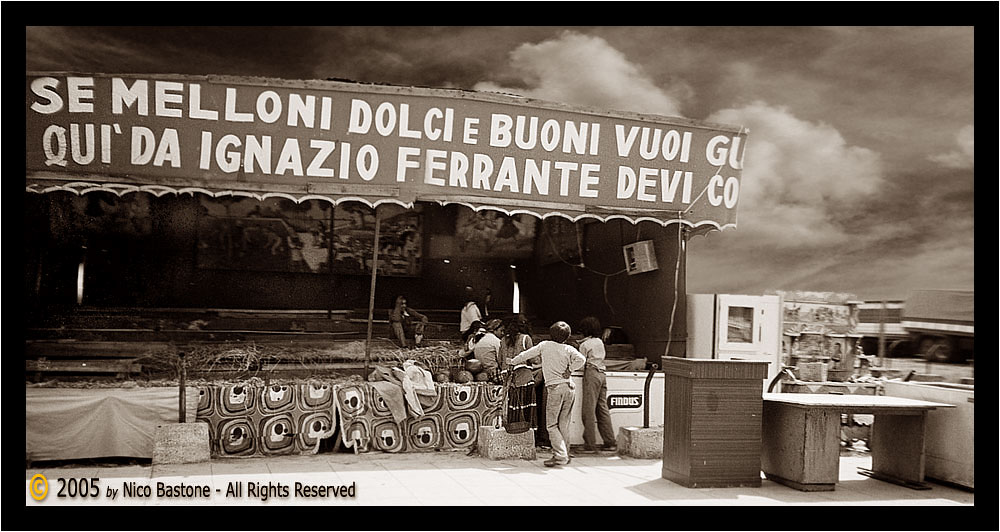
top-left (25, 73), bottom-right (747, 228)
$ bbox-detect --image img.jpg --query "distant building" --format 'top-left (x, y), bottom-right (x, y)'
top-left (854, 291), bottom-right (974, 362)
top-left (770, 290), bottom-right (862, 374)
top-left (854, 300), bottom-right (910, 358)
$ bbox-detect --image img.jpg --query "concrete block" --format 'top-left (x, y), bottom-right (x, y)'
top-left (153, 422), bottom-right (210, 464)
top-left (617, 426), bottom-right (663, 459)
top-left (477, 426), bottom-right (535, 460)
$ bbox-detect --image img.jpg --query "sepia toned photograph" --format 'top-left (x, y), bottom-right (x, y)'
top-left (20, 15), bottom-right (979, 529)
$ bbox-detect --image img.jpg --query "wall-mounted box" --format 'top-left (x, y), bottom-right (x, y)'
top-left (624, 240), bottom-right (658, 275)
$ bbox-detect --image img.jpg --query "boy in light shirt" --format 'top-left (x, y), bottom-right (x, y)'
top-left (508, 321), bottom-right (586, 467)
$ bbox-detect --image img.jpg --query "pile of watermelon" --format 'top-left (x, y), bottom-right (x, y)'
top-left (433, 358), bottom-right (496, 384)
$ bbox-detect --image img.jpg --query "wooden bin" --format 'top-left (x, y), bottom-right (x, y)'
top-left (661, 357), bottom-right (769, 488)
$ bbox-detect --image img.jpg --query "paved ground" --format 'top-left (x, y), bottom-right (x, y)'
top-left (25, 449), bottom-right (974, 507)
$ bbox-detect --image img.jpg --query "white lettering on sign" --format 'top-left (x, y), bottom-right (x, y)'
top-left (307, 140), bottom-right (335, 177)
top-left (131, 126), bottom-right (180, 168)
top-left (197, 133), bottom-right (350, 178)
top-left (608, 395), bottom-right (642, 409)
top-left (398, 146), bottom-right (422, 183)
top-left (25, 75), bottom-right (746, 225)
top-left (154, 81), bottom-right (184, 118)
top-left (463, 117), bottom-right (479, 145)
top-left (256, 91), bottom-right (283, 124)
top-left (490, 114), bottom-right (600, 155)
top-left (67, 77), bottom-right (95, 113)
top-left (31, 77), bottom-right (64, 114)
top-left (42, 124), bottom-right (68, 166)
top-left (616, 166), bottom-right (694, 204)
top-left (349, 99), bottom-right (457, 141)
top-left (112, 78), bottom-right (148, 115)
top-left (705, 134), bottom-right (744, 170)
top-left (188, 84), bottom-right (218, 120)
top-left (615, 125), bottom-right (692, 162)
top-left (707, 174), bottom-right (740, 208)
top-left (70, 124), bottom-right (95, 165)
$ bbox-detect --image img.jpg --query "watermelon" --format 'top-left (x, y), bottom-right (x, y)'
top-left (474, 371), bottom-right (489, 382)
top-left (465, 359), bottom-right (484, 373)
top-left (454, 370), bottom-right (474, 383)
top-left (433, 372), bottom-right (450, 383)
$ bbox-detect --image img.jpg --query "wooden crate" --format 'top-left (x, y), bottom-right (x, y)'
top-left (661, 357), bottom-right (769, 488)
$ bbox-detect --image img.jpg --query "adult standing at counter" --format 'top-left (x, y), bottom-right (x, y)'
top-left (577, 316), bottom-right (616, 453)
top-left (508, 321), bottom-right (586, 467)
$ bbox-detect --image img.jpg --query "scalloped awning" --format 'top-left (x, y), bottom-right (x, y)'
top-left (26, 73), bottom-right (746, 233)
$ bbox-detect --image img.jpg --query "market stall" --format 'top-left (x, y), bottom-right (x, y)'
top-left (25, 73), bottom-right (747, 458)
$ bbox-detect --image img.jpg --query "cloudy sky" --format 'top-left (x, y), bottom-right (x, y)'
top-left (25, 24), bottom-right (975, 301)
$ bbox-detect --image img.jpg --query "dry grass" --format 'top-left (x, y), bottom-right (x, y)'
top-left (27, 341), bottom-right (468, 388)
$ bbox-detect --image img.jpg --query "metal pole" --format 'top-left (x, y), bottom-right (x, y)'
top-left (178, 351), bottom-right (187, 423)
top-left (643, 363), bottom-right (659, 428)
top-left (877, 300), bottom-right (886, 369)
top-left (364, 207), bottom-right (381, 380)
top-left (328, 204), bottom-right (337, 320)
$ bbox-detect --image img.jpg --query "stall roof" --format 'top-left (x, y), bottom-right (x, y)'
top-left (26, 73), bottom-right (748, 230)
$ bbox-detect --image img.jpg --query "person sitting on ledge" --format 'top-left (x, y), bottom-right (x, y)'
top-left (389, 295), bottom-right (428, 349)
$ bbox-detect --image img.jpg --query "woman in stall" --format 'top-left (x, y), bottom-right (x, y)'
top-left (472, 319), bottom-right (503, 380)
top-left (498, 315), bottom-right (543, 438)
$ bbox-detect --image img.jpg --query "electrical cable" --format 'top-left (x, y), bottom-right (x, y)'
top-left (663, 216), bottom-right (686, 358)
top-left (544, 223), bottom-right (626, 277)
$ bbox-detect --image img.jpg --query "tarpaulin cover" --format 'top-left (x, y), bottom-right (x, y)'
top-left (27, 382), bottom-right (505, 460)
top-left (25, 387), bottom-right (199, 461)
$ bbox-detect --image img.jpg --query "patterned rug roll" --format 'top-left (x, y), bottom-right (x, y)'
top-left (334, 382), bottom-right (503, 453)
top-left (196, 382), bottom-right (336, 458)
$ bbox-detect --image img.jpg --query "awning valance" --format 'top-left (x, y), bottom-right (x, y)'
top-left (26, 73), bottom-right (747, 230)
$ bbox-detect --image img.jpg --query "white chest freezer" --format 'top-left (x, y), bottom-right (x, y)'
top-left (565, 370), bottom-right (664, 446)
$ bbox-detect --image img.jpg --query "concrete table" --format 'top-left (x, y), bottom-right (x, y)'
top-left (761, 393), bottom-right (954, 491)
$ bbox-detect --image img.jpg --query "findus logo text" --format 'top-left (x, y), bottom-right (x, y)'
top-left (607, 395), bottom-right (642, 409)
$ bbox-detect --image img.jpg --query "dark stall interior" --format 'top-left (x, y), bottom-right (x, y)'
top-left (24, 191), bottom-right (687, 364)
